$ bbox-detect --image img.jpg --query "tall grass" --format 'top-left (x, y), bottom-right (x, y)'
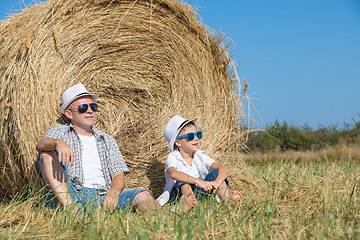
top-left (244, 143), bottom-right (360, 164)
top-left (1, 145), bottom-right (360, 239)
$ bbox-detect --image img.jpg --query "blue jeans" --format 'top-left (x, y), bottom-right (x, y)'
top-left (169, 169), bottom-right (229, 202)
top-left (39, 154), bottom-right (147, 212)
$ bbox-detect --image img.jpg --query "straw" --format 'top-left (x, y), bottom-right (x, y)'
top-left (0, 0), bottom-right (247, 197)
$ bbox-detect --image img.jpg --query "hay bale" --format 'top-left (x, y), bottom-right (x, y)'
top-left (0, 0), bottom-right (246, 198)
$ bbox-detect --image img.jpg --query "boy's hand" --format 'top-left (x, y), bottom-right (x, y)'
top-left (196, 180), bottom-right (215, 192)
top-left (211, 180), bottom-right (222, 190)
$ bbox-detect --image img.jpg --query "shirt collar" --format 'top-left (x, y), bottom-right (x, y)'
top-left (66, 122), bottom-right (104, 139)
top-left (174, 149), bottom-right (199, 165)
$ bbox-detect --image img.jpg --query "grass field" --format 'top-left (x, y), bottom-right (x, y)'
top-left (1, 144), bottom-right (359, 239)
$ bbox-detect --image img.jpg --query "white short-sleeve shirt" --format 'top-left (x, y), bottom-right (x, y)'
top-left (78, 135), bottom-right (106, 189)
top-left (156, 149), bottom-right (215, 206)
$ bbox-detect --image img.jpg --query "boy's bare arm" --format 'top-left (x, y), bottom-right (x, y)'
top-left (168, 167), bottom-right (215, 192)
top-left (210, 162), bottom-right (228, 189)
top-left (36, 137), bottom-right (74, 165)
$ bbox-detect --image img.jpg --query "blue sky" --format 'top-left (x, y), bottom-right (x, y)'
top-left (185, 0), bottom-right (360, 129)
top-left (1, 0), bottom-right (359, 129)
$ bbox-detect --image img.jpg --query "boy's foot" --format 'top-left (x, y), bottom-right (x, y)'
top-left (171, 190), bottom-right (197, 213)
top-left (231, 190), bottom-right (243, 201)
top-left (180, 189), bottom-right (197, 211)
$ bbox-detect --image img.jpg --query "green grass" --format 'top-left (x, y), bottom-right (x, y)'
top-left (1, 147), bottom-right (360, 239)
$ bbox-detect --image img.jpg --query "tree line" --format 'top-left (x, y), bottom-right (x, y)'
top-left (246, 116), bottom-right (360, 153)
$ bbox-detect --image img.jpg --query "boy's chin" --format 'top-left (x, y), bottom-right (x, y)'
top-left (192, 146), bottom-right (199, 151)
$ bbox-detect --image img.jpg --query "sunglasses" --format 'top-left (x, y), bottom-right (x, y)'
top-left (176, 131), bottom-right (203, 142)
top-left (69, 103), bottom-right (98, 114)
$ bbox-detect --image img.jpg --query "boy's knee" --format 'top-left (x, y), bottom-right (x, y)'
top-left (205, 169), bottom-right (219, 181)
top-left (210, 169), bottom-right (219, 175)
top-left (180, 184), bottom-right (194, 194)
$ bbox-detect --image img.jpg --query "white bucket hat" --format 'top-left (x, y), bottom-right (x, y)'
top-left (164, 115), bottom-right (197, 151)
top-left (60, 83), bottom-right (99, 114)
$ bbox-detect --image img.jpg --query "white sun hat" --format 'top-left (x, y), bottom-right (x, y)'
top-left (59, 83), bottom-right (99, 114)
top-left (164, 115), bottom-right (197, 151)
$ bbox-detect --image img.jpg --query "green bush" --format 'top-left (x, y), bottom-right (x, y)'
top-left (246, 116), bottom-right (360, 152)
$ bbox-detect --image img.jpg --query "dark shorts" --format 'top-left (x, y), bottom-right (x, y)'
top-left (169, 169), bottom-right (229, 203)
top-left (39, 153), bottom-right (147, 212)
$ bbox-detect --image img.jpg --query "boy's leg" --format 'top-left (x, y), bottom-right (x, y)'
top-left (216, 180), bottom-right (231, 204)
top-left (169, 181), bottom-right (196, 201)
top-left (206, 169), bottom-right (230, 204)
top-left (177, 184), bottom-right (197, 211)
top-left (198, 169), bottom-right (242, 204)
top-left (179, 183), bottom-right (197, 203)
top-left (169, 181), bottom-right (184, 202)
top-left (39, 151), bottom-right (75, 207)
top-left (194, 169), bottom-right (229, 202)
top-left (168, 182), bottom-right (197, 212)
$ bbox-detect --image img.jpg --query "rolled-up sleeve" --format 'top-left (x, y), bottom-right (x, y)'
top-left (164, 152), bottom-right (179, 174)
top-left (106, 136), bottom-right (130, 177)
top-left (199, 151), bottom-right (215, 170)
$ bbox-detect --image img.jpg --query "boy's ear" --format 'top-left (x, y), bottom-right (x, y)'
top-left (174, 140), bottom-right (181, 147)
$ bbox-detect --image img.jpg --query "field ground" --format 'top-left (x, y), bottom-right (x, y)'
top-left (1, 144), bottom-right (360, 239)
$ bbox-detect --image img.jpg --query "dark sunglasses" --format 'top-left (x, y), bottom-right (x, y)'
top-left (70, 103), bottom-right (98, 114)
top-left (176, 131), bottom-right (203, 142)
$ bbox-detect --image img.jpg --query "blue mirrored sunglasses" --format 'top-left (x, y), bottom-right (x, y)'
top-left (71, 103), bottom-right (98, 114)
top-left (176, 131), bottom-right (203, 141)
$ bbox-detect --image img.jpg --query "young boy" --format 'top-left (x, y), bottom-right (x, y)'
top-left (157, 115), bottom-right (243, 207)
